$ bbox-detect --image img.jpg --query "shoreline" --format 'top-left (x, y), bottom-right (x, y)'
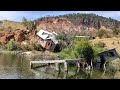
top-left (0, 50), bottom-right (58, 60)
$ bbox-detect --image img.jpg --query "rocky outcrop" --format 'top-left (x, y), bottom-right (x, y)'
top-left (37, 17), bottom-right (77, 33)
top-left (0, 30), bottom-right (14, 44)
top-left (0, 29), bottom-right (39, 45)
top-left (14, 30), bottom-right (26, 42)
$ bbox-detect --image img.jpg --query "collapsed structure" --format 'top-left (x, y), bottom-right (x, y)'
top-left (37, 29), bottom-right (58, 51)
top-left (96, 48), bottom-right (120, 69)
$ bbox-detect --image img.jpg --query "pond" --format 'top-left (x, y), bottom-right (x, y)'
top-left (0, 53), bottom-right (118, 79)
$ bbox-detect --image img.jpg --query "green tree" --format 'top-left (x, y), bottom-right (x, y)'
top-left (22, 17), bottom-right (28, 27)
top-left (56, 31), bottom-right (77, 48)
top-left (22, 17), bottom-right (36, 30)
top-left (74, 39), bottom-right (94, 66)
top-left (59, 38), bottom-right (94, 67)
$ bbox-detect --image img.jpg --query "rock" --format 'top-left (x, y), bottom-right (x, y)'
top-left (0, 29), bottom-right (39, 47)
top-left (31, 30), bottom-right (37, 36)
top-left (0, 37), bottom-right (8, 44)
top-left (14, 30), bottom-right (26, 42)
top-left (0, 28), bottom-right (14, 44)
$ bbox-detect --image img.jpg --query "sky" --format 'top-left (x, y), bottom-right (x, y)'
top-left (0, 11), bottom-right (120, 22)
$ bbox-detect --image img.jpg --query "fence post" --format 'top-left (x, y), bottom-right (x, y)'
top-left (64, 62), bottom-right (68, 72)
top-left (76, 61), bottom-right (80, 72)
top-left (77, 61), bottom-right (80, 68)
top-left (55, 63), bottom-right (60, 71)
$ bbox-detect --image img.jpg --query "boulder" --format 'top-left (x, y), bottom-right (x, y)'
top-left (14, 30), bottom-right (26, 42)
top-left (0, 31), bottom-right (14, 44)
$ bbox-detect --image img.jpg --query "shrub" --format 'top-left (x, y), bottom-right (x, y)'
top-left (107, 59), bottom-right (120, 73)
top-left (56, 32), bottom-right (66, 41)
top-left (59, 48), bottom-right (76, 59)
top-left (97, 29), bottom-right (111, 38)
top-left (112, 28), bottom-right (120, 36)
top-left (56, 31), bottom-right (77, 47)
top-left (104, 33), bottom-right (112, 38)
top-left (59, 38), bottom-right (94, 61)
top-left (94, 41), bottom-right (106, 48)
top-left (23, 44), bottom-right (31, 51)
top-left (92, 46), bottom-right (104, 58)
top-left (31, 43), bottom-right (44, 51)
top-left (74, 39), bottom-right (94, 60)
top-left (6, 39), bottom-right (19, 51)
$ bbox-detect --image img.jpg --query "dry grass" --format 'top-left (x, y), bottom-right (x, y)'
top-left (90, 37), bottom-right (120, 55)
top-left (114, 71), bottom-right (120, 79)
top-left (1, 20), bottom-right (26, 30)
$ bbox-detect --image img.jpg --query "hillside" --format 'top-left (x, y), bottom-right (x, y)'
top-left (90, 37), bottom-right (120, 55)
top-left (0, 20), bottom-right (26, 30)
top-left (0, 13), bottom-right (120, 33)
top-left (35, 13), bottom-right (120, 33)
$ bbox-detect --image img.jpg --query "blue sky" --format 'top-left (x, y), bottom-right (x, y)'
top-left (0, 11), bottom-right (120, 22)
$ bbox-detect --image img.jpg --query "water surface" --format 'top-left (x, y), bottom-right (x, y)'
top-left (0, 53), bottom-right (117, 79)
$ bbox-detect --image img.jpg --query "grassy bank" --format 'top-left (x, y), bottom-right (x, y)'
top-left (0, 50), bottom-right (59, 61)
top-left (0, 50), bottom-right (22, 55)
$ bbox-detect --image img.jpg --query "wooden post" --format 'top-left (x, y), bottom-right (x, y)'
top-left (64, 62), bottom-right (68, 72)
top-left (103, 63), bottom-right (106, 70)
top-left (55, 63), bottom-right (60, 71)
top-left (77, 61), bottom-right (80, 68)
top-left (76, 61), bottom-right (80, 73)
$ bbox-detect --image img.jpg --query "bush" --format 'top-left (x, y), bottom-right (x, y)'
top-left (97, 29), bottom-right (111, 38)
top-left (107, 59), bottom-right (120, 73)
top-left (112, 28), bottom-right (120, 36)
top-left (59, 48), bottom-right (76, 59)
top-left (31, 43), bottom-right (44, 51)
top-left (104, 33), bottom-right (112, 38)
top-left (23, 44), bottom-right (31, 51)
top-left (74, 39), bottom-right (94, 60)
top-left (59, 38), bottom-right (94, 61)
top-left (94, 41), bottom-right (106, 48)
top-left (92, 46), bottom-right (104, 58)
top-left (56, 31), bottom-right (77, 47)
top-left (56, 32), bottom-right (66, 41)
top-left (6, 39), bottom-right (19, 51)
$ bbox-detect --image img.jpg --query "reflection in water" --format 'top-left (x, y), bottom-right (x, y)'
top-left (0, 54), bottom-right (34, 79)
top-left (0, 53), bottom-right (118, 79)
top-left (63, 72), bottom-right (68, 79)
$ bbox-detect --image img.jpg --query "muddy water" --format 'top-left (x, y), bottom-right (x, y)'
top-left (0, 53), bottom-right (116, 79)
